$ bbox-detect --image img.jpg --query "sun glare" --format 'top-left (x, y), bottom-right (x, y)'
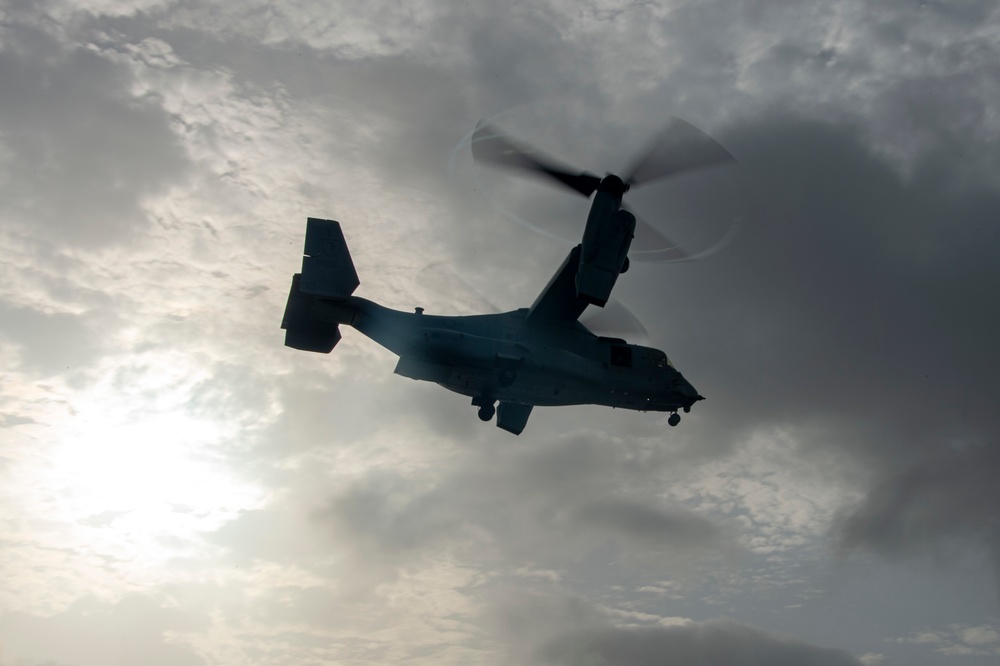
top-left (41, 370), bottom-right (266, 568)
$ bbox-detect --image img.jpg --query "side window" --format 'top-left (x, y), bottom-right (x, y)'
top-left (610, 345), bottom-right (632, 368)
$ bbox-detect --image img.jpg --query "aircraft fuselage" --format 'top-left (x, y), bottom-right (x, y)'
top-left (312, 296), bottom-right (702, 413)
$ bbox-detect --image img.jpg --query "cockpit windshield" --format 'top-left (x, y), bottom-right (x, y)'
top-left (650, 349), bottom-right (675, 370)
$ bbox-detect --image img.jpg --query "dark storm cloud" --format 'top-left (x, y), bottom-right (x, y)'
top-left (837, 441), bottom-right (1000, 558)
top-left (626, 109), bottom-right (1000, 566)
top-left (0, 23), bottom-right (189, 246)
top-left (623, 116), bottom-right (1000, 428)
top-left (539, 618), bottom-right (863, 666)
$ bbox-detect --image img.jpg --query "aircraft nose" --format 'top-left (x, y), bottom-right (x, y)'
top-left (676, 374), bottom-right (703, 403)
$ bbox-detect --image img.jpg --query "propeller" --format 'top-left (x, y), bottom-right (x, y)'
top-left (471, 117), bottom-right (737, 261)
top-left (416, 261), bottom-right (500, 315)
top-left (471, 123), bottom-right (602, 197)
top-left (580, 299), bottom-right (649, 343)
top-left (623, 117), bottom-right (736, 186)
top-left (629, 206), bottom-right (691, 262)
top-left (473, 117), bottom-right (734, 192)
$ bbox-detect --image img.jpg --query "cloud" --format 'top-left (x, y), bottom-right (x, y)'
top-left (489, 593), bottom-right (863, 666)
top-left (893, 623), bottom-right (1000, 659)
top-left (0, 302), bottom-right (103, 375)
top-left (837, 443), bottom-right (1000, 557)
top-left (204, 421), bottom-right (741, 620)
top-left (576, 498), bottom-right (730, 550)
top-left (1, 1), bottom-right (999, 664)
top-left (0, 23), bottom-right (189, 247)
top-left (0, 594), bottom-right (207, 666)
top-left (539, 619), bottom-right (864, 666)
top-left (834, 440), bottom-right (1000, 615)
top-left (961, 626), bottom-right (1000, 646)
top-left (631, 109), bottom-right (1000, 566)
top-left (312, 429), bottom-right (739, 574)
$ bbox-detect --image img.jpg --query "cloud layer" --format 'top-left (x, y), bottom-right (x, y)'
top-left (1, 0), bottom-right (998, 665)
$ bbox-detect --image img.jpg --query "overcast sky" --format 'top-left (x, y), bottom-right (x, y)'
top-left (1, 1), bottom-right (999, 664)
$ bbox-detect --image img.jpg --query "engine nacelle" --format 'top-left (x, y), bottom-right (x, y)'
top-left (576, 207), bottom-right (636, 306)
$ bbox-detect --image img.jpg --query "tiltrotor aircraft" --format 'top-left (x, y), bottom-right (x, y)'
top-left (281, 119), bottom-right (734, 435)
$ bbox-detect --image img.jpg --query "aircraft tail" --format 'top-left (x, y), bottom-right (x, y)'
top-left (281, 218), bottom-right (360, 353)
top-left (298, 217), bottom-right (360, 299)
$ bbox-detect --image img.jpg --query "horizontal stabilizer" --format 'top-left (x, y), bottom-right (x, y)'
top-left (300, 218), bottom-right (360, 299)
top-left (496, 402), bottom-right (533, 436)
top-left (282, 273), bottom-right (342, 353)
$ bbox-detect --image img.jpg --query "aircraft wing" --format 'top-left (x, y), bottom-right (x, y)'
top-left (524, 245), bottom-right (590, 326)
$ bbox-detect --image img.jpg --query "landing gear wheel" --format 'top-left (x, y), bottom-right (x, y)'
top-left (620, 256), bottom-right (630, 274)
top-left (668, 412), bottom-right (681, 427)
top-left (499, 368), bottom-right (516, 387)
top-left (478, 404), bottom-right (496, 421)
top-left (683, 405), bottom-right (691, 413)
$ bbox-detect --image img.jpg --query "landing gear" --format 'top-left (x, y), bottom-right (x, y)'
top-left (683, 405), bottom-right (691, 413)
top-left (478, 403), bottom-right (496, 421)
top-left (473, 396), bottom-right (497, 422)
top-left (620, 256), bottom-right (630, 274)
top-left (668, 412), bottom-right (681, 427)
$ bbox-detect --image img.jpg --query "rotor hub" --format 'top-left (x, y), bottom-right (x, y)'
top-left (597, 174), bottom-right (629, 199)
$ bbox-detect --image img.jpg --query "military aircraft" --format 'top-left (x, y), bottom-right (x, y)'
top-left (281, 119), bottom-right (734, 435)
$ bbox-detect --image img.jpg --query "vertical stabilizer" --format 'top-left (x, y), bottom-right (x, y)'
top-left (300, 218), bottom-right (359, 299)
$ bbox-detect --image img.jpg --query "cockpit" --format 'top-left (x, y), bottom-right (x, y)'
top-left (604, 340), bottom-right (675, 371)
top-left (647, 348), bottom-right (675, 370)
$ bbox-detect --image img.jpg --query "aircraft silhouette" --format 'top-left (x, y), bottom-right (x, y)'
top-left (281, 119), bottom-right (734, 434)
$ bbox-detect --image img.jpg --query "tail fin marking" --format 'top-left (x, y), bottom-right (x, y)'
top-left (300, 217), bottom-right (360, 299)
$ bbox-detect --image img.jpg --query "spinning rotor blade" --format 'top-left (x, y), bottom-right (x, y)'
top-left (624, 117), bottom-right (736, 187)
top-left (581, 299), bottom-right (649, 343)
top-left (416, 261), bottom-right (501, 314)
top-left (628, 206), bottom-right (691, 263)
top-left (468, 117), bottom-right (739, 264)
top-left (472, 122), bottom-right (602, 198)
